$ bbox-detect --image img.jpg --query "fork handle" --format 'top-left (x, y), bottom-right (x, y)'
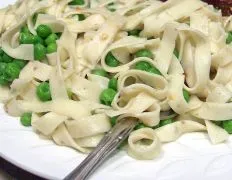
top-left (64, 118), bottom-right (137, 180)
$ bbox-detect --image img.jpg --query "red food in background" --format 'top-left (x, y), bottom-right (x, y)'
top-left (205, 0), bottom-right (232, 15)
top-left (160, 0), bottom-right (232, 16)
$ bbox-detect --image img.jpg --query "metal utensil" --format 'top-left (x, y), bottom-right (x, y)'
top-left (64, 110), bottom-right (175, 180)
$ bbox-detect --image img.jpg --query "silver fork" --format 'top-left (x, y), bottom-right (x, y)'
top-left (64, 111), bottom-right (175, 180)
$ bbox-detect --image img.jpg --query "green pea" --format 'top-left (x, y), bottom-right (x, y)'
top-left (153, 124), bottom-right (160, 129)
top-left (108, 8), bottom-right (116, 12)
top-left (135, 49), bottom-right (153, 59)
top-left (19, 33), bottom-right (35, 44)
top-left (135, 61), bottom-right (162, 75)
top-left (56, 33), bottom-right (62, 39)
top-left (0, 48), bottom-right (4, 62)
top-left (68, 0), bottom-right (85, 5)
top-left (13, 59), bottom-right (27, 69)
top-left (183, 89), bottom-right (190, 103)
top-left (0, 62), bottom-right (7, 75)
top-left (91, 68), bottom-right (108, 77)
top-left (222, 120), bottom-right (232, 134)
top-left (67, 88), bottom-right (73, 99)
top-left (110, 116), bottom-right (117, 126)
top-left (36, 24), bottom-right (52, 39)
top-left (45, 33), bottom-right (58, 45)
top-left (107, 3), bottom-right (116, 12)
top-left (108, 77), bottom-right (118, 91)
top-left (148, 67), bottom-right (162, 75)
top-left (33, 35), bottom-right (44, 45)
top-left (21, 26), bottom-right (30, 34)
top-left (159, 118), bottom-right (174, 127)
top-left (5, 62), bottom-right (21, 81)
top-left (46, 43), bottom-right (57, 54)
top-left (34, 43), bottom-right (46, 61)
top-left (213, 121), bottom-right (222, 127)
top-left (226, 32), bottom-right (232, 44)
top-left (135, 61), bottom-right (152, 71)
top-left (105, 52), bottom-right (120, 67)
top-left (100, 88), bottom-right (117, 106)
top-left (78, 14), bottom-right (86, 21)
top-left (73, 14), bottom-right (86, 21)
top-left (127, 29), bottom-right (141, 37)
top-left (0, 75), bottom-right (9, 86)
top-left (0, 63), bottom-right (8, 85)
top-left (36, 82), bottom-right (52, 102)
top-left (134, 123), bottom-right (147, 130)
top-left (32, 13), bottom-right (38, 25)
top-left (2, 53), bottom-right (14, 63)
top-left (20, 112), bottom-right (32, 127)
top-left (0, 48), bottom-right (4, 56)
top-left (174, 48), bottom-right (179, 59)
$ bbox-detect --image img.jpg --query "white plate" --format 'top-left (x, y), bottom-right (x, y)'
top-left (2, 105), bottom-right (232, 180)
top-left (1, 1), bottom-right (232, 180)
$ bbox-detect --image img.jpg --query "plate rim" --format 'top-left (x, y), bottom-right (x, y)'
top-left (0, 150), bottom-right (55, 180)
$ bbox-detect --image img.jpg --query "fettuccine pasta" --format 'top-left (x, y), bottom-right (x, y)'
top-left (1, 0), bottom-right (232, 160)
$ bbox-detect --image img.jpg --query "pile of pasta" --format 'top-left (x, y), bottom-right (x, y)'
top-left (1, 0), bottom-right (232, 160)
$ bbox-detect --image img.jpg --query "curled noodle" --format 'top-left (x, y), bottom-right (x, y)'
top-left (1, 0), bottom-right (232, 160)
